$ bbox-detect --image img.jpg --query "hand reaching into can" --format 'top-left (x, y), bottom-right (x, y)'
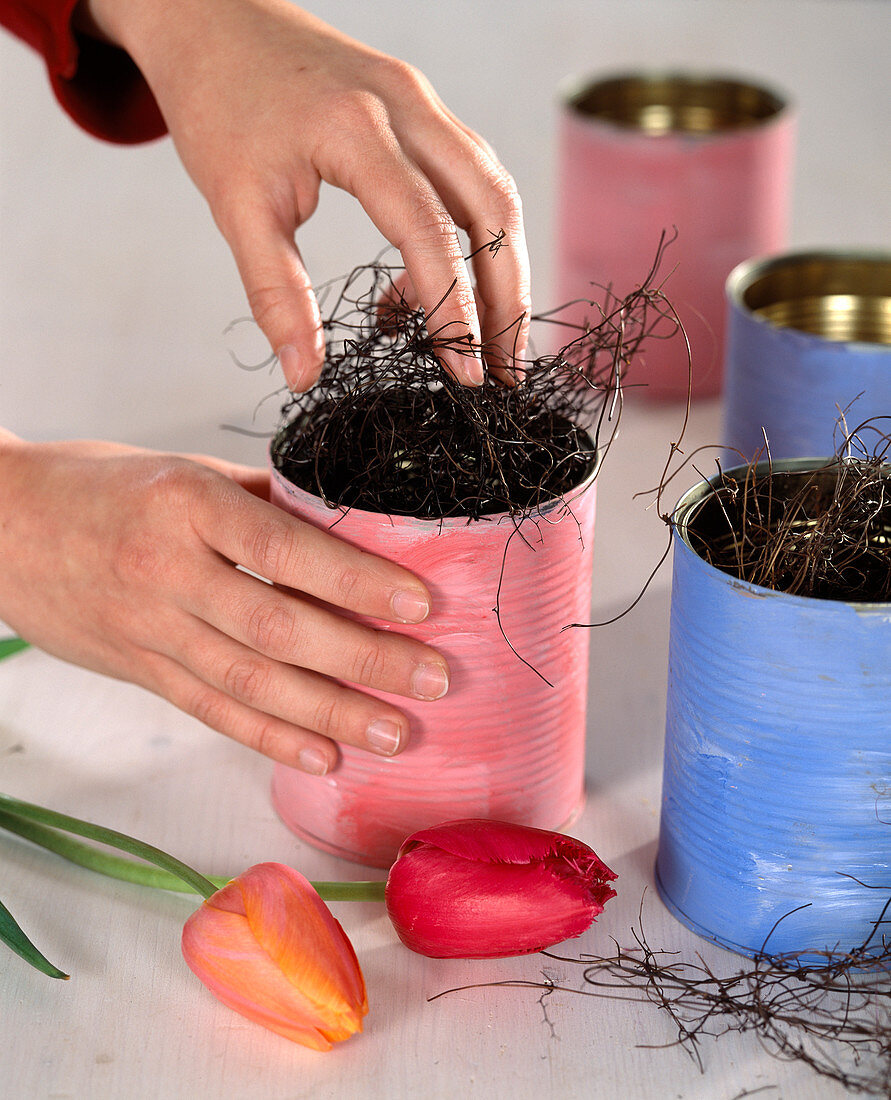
top-left (0, 0), bottom-right (526, 767)
top-left (75, 0), bottom-right (531, 386)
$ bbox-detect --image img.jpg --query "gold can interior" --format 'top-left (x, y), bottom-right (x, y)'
top-left (738, 255), bottom-right (891, 345)
top-left (568, 74), bottom-right (786, 134)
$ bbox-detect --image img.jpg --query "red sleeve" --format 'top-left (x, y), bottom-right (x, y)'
top-left (0, 0), bottom-right (166, 143)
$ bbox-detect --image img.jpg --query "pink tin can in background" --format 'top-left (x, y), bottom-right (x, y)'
top-left (269, 456), bottom-right (599, 868)
top-left (556, 72), bottom-right (795, 401)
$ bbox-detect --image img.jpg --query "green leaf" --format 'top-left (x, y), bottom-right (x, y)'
top-left (0, 793), bottom-right (218, 899)
top-left (0, 638), bottom-right (29, 662)
top-left (0, 808), bottom-right (219, 892)
top-left (0, 804), bottom-right (387, 902)
top-left (0, 896), bottom-right (68, 979)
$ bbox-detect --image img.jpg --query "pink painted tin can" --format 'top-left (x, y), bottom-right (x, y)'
top-left (269, 458), bottom-right (599, 868)
top-left (556, 72), bottom-right (795, 401)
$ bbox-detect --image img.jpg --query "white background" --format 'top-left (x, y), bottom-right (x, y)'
top-left (2, 0), bottom-right (888, 454)
top-left (1, 3), bottom-right (889, 1098)
top-left (4, 0), bottom-right (888, 609)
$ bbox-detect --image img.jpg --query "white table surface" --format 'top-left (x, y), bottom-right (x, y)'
top-left (1, 397), bottom-right (874, 1100)
top-left (2, 1), bottom-right (888, 1096)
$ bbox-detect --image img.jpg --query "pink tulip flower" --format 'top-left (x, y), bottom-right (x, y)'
top-left (384, 818), bottom-right (617, 958)
top-left (181, 862), bottom-right (367, 1049)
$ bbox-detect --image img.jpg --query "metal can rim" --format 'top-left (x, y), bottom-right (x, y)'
top-left (727, 248), bottom-right (891, 309)
top-left (557, 69), bottom-right (792, 133)
top-left (269, 428), bottom-right (602, 529)
top-left (671, 456), bottom-right (891, 610)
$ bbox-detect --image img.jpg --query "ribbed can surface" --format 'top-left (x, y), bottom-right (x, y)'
top-left (656, 462), bottom-right (891, 960)
top-left (723, 251), bottom-right (891, 459)
top-left (269, 465), bottom-right (598, 867)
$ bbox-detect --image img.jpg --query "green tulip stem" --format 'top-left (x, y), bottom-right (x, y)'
top-left (309, 880), bottom-right (387, 902)
top-left (0, 793), bottom-right (219, 900)
top-left (0, 637), bottom-right (30, 662)
top-left (0, 797), bottom-right (387, 903)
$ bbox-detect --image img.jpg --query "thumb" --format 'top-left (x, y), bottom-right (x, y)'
top-left (226, 212), bottom-right (326, 392)
top-left (180, 455), bottom-right (271, 501)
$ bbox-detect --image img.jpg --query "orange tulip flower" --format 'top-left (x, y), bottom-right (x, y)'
top-left (181, 862), bottom-right (368, 1050)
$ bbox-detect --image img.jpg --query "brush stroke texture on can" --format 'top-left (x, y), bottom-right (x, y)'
top-left (556, 73), bottom-right (794, 401)
top-left (269, 464), bottom-right (598, 867)
top-left (656, 463), bottom-right (891, 961)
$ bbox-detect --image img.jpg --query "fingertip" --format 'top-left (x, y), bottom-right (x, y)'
top-left (277, 344), bottom-right (303, 390)
top-left (366, 716), bottom-right (407, 756)
top-left (391, 588), bottom-right (431, 624)
top-left (464, 357), bottom-right (486, 387)
top-left (505, 350), bottom-right (532, 386)
top-left (278, 343), bottom-right (323, 393)
top-left (488, 364), bottom-right (521, 388)
top-left (411, 660), bottom-right (450, 702)
top-left (235, 227), bottom-right (325, 393)
top-left (440, 348), bottom-right (485, 387)
top-left (297, 744), bottom-right (334, 776)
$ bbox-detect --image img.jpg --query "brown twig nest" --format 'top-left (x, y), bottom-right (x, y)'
top-left (271, 237), bottom-right (680, 520)
top-left (682, 422), bottom-right (891, 602)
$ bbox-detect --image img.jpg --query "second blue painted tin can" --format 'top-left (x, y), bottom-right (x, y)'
top-left (723, 252), bottom-right (891, 460)
top-left (655, 459), bottom-right (891, 962)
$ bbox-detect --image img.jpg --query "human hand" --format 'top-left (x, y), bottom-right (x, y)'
top-left (0, 435), bottom-right (449, 773)
top-left (83, 0), bottom-right (531, 387)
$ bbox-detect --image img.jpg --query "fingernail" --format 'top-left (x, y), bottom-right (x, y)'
top-left (277, 344), bottom-right (312, 392)
top-left (298, 747), bottom-right (330, 775)
top-left (366, 717), bottom-right (403, 755)
top-left (465, 357), bottom-right (485, 386)
top-left (442, 349), bottom-right (484, 387)
top-left (411, 662), bottom-right (450, 701)
top-left (391, 588), bottom-right (430, 623)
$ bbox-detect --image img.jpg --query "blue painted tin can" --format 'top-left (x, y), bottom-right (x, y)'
top-left (655, 459), bottom-right (891, 961)
top-left (723, 252), bottom-right (891, 460)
